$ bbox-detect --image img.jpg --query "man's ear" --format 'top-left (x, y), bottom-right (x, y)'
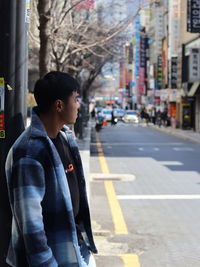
top-left (54, 99), bottom-right (63, 112)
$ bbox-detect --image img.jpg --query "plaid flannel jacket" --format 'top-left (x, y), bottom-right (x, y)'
top-left (5, 107), bottom-right (97, 267)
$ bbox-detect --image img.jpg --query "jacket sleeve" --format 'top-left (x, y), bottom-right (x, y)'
top-left (11, 157), bottom-right (58, 267)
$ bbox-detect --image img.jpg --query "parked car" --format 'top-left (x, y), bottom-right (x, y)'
top-left (101, 108), bottom-right (112, 121)
top-left (123, 110), bottom-right (139, 123)
top-left (114, 108), bottom-right (125, 120)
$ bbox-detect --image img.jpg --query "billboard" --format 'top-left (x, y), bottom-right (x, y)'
top-left (187, 0), bottom-right (200, 33)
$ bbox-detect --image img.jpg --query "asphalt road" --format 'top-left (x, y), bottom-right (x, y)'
top-left (90, 122), bottom-right (200, 267)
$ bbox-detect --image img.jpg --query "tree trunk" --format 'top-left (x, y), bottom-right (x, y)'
top-left (37, 0), bottom-right (51, 77)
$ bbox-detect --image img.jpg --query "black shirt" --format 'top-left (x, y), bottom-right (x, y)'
top-left (51, 132), bottom-right (80, 218)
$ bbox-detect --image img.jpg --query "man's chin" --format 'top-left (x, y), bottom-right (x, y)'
top-left (66, 119), bottom-right (76, 125)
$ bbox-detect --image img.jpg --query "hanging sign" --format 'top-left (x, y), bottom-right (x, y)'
top-left (0, 78), bottom-right (5, 138)
top-left (187, 0), bottom-right (200, 33)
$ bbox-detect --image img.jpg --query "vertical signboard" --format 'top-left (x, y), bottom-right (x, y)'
top-left (138, 31), bottom-right (147, 95)
top-left (187, 0), bottom-right (200, 33)
top-left (157, 55), bottom-right (163, 89)
top-left (189, 48), bottom-right (200, 81)
top-left (169, 0), bottom-right (181, 57)
top-left (134, 14), bottom-right (140, 79)
top-left (171, 57), bottom-right (178, 88)
top-left (0, 78), bottom-right (5, 138)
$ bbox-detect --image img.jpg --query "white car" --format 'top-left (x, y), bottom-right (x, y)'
top-left (123, 110), bottom-right (139, 123)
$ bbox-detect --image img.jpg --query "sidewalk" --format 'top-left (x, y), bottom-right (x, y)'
top-left (151, 124), bottom-right (200, 143)
top-left (77, 120), bottom-right (94, 200)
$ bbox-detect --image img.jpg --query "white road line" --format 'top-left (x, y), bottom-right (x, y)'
top-left (153, 147), bottom-right (160, 151)
top-left (117, 195), bottom-right (200, 200)
top-left (173, 147), bottom-right (194, 151)
top-left (159, 161), bottom-right (183, 166)
top-left (138, 148), bottom-right (144, 151)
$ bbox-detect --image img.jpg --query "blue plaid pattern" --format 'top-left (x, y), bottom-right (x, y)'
top-left (5, 107), bottom-right (97, 267)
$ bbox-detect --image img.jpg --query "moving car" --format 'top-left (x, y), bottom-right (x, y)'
top-left (114, 108), bottom-right (125, 120)
top-left (123, 110), bottom-right (139, 123)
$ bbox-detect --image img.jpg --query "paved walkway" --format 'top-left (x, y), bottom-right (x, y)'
top-left (151, 124), bottom-right (200, 143)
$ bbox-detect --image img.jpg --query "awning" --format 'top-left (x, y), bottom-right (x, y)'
top-left (188, 81), bottom-right (200, 96)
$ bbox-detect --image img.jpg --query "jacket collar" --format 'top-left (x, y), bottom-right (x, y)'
top-left (30, 106), bottom-right (72, 139)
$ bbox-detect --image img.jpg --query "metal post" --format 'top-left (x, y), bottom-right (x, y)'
top-left (15, 0), bottom-right (27, 123)
top-left (0, 0), bottom-right (27, 265)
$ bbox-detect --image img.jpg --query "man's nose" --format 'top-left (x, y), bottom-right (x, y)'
top-left (77, 101), bottom-right (80, 109)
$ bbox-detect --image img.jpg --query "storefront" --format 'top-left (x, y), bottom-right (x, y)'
top-left (182, 37), bottom-right (200, 131)
top-left (181, 97), bottom-right (195, 130)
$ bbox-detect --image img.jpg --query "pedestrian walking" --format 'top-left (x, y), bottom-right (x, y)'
top-left (111, 108), bottom-right (116, 125)
top-left (140, 108), bottom-right (149, 125)
top-left (156, 110), bottom-right (162, 127)
top-left (151, 107), bottom-right (156, 125)
top-left (5, 71), bottom-right (97, 267)
top-left (161, 108), bottom-right (168, 127)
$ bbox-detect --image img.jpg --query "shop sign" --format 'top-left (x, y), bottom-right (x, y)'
top-left (157, 55), bottom-right (163, 89)
top-left (134, 14), bottom-right (141, 78)
top-left (155, 90), bottom-right (161, 97)
top-left (147, 90), bottom-right (154, 97)
top-left (149, 78), bottom-right (155, 89)
top-left (187, 0), bottom-right (200, 33)
top-left (169, 0), bottom-right (181, 56)
top-left (0, 77), bottom-right (5, 138)
top-left (154, 97), bottom-right (160, 103)
top-left (160, 89), bottom-right (169, 101)
top-left (189, 48), bottom-right (200, 81)
top-left (169, 89), bottom-right (177, 102)
top-left (171, 57), bottom-right (178, 88)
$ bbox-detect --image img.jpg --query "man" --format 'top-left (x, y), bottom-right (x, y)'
top-left (5, 71), bottom-right (97, 267)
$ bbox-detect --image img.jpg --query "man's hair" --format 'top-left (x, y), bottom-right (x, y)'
top-left (34, 71), bottom-right (79, 113)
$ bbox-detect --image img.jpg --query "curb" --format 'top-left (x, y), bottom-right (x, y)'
top-left (150, 125), bottom-right (200, 144)
top-left (77, 121), bottom-right (93, 202)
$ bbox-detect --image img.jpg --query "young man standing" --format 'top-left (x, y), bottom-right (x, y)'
top-left (5, 71), bottom-right (97, 267)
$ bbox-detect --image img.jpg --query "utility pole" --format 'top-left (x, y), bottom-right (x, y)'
top-left (0, 0), bottom-right (28, 266)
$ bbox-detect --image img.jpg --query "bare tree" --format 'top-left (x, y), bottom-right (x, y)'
top-left (29, 0), bottom-right (131, 96)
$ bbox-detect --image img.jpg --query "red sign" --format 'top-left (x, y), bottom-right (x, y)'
top-left (74, 0), bottom-right (95, 9)
top-left (0, 113), bottom-right (5, 130)
top-left (0, 113), bottom-right (5, 138)
top-left (106, 100), bottom-right (115, 104)
top-left (138, 68), bottom-right (145, 95)
top-left (119, 61), bottom-right (124, 89)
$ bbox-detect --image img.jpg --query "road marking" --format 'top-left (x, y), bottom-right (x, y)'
top-left (104, 181), bottom-right (128, 234)
top-left (153, 147), bottom-right (160, 151)
top-left (96, 135), bottom-right (128, 235)
top-left (120, 254), bottom-right (140, 267)
top-left (173, 147), bottom-right (194, 151)
top-left (159, 161), bottom-right (183, 166)
top-left (138, 147), bottom-right (144, 151)
top-left (91, 142), bottom-right (183, 146)
top-left (95, 135), bottom-right (141, 266)
top-left (117, 195), bottom-right (200, 200)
